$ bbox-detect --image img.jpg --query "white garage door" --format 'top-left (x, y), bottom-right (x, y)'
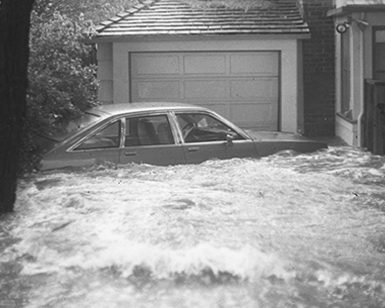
top-left (130, 52), bottom-right (279, 130)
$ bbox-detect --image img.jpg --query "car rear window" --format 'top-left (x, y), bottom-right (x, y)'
top-left (47, 112), bottom-right (101, 141)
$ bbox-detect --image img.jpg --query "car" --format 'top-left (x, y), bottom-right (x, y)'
top-left (37, 102), bottom-right (327, 170)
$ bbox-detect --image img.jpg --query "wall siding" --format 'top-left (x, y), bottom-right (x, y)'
top-left (302, 0), bottom-right (336, 136)
top-left (97, 43), bottom-right (114, 104)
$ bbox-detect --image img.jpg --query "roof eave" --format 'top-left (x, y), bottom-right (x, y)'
top-left (91, 32), bottom-right (311, 43)
top-left (327, 4), bottom-right (385, 17)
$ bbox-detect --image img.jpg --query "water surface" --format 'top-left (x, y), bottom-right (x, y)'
top-left (1, 146), bottom-right (385, 307)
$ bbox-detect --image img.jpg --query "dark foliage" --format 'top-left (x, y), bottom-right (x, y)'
top-left (20, 0), bottom-right (136, 173)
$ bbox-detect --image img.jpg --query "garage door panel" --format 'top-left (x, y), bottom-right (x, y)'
top-left (183, 55), bottom-right (226, 75)
top-left (230, 103), bottom-right (277, 130)
top-left (132, 55), bottom-right (179, 76)
top-left (130, 52), bottom-right (279, 130)
top-left (230, 53), bottom-right (279, 76)
top-left (197, 103), bottom-right (229, 119)
top-left (230, 78), bottom-right (279, 99)
top-left (184, 80), bottom-right (228, 99)
top-left (133, 80), bottom-right (180, 100)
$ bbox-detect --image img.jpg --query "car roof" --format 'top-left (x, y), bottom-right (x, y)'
top-left (88, 102), bottom-right (208, 117)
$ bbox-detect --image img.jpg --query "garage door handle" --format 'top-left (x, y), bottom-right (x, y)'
top-left (187, 147), bottom-right (199, 152)
top-left (124, 151), bottom-right (137, 156)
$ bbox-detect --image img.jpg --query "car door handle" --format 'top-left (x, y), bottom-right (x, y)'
top-left (124, 151), bottom-right (137, 156)
top-left (187, 147), bottom-right (199, 152)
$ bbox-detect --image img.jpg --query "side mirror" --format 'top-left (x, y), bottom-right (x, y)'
top-left (226, 134), bottom-right (234, 147)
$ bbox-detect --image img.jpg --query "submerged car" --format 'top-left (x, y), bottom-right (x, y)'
top-left (38, 103), bottom-right (327, 170)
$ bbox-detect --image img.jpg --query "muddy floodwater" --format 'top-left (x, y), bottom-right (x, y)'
top-left (1, 146), bottom-right (385, 308)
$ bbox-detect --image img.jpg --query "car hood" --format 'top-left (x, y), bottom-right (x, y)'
top-left (245, 130), bottom-right (312, 141)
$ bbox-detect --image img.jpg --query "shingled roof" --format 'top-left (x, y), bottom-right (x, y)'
top-left (95, 0), bottom-right (310, 38)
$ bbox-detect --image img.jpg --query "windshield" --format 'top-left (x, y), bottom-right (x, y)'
top-left (45, 112), bottom-right (101, 141)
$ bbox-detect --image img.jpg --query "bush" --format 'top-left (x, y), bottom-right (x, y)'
top-left (21, 12), bottom-right (99, 173)
top-left (21, 0), bottom-right (137, 173)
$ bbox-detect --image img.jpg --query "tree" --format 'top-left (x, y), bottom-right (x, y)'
top-left (0, 0), bottom-right (35, 214)
top-left (20, 11), bottom-right (99, 173)
top-left (32, 0), bottom-right (138, 25)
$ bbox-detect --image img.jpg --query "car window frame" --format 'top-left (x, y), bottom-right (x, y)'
top-left (68, 118), bottom-right (124, 152)
top-left (172, 110), bottom-right (248, 144)
top-left (122, 113), bottom-right (177, 147)
top-left (66, 109), bottom-right (251, 152)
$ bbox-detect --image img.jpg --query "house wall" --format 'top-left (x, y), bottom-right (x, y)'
top-left (98, 37), bottom-right (304, 133)
top-left (302, 0), bottom-right (336, 137)
top-left (97, 43), bottom-right (113, 105)
top-left (334, 11), bottom-right (385, 146)
top-left (334, 13), bottom-right (363, 146)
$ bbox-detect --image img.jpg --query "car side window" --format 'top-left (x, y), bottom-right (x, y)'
top-left (75, 121), bottom-right (120, 150)
top-left (124, 115), bottom-right (174, 147)
top-left (176, 113), bottom-right (243, 143)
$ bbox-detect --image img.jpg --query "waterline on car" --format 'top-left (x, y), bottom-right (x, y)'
top-left (1, 146), bottom-right (385, 307)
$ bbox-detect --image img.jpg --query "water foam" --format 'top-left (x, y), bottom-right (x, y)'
top-left (2, 149), bottom-right (385, 307)
top-left (5, 235), bottom-right (293, 284)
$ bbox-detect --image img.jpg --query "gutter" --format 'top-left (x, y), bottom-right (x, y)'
top-left (90, 33), bottom-right (312, 43)
top-left (327, 4), bottom-right (385, 17)
top-left (356, 12), bottom-right (366, 147)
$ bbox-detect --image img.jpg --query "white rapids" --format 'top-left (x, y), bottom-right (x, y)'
top-left (1, 146), bottom-right (385, 307)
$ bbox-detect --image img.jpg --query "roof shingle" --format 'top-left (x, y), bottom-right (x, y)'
top-left (96, 0), bottom-right (310, 38)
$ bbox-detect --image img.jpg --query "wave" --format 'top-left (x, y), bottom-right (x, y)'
top-left (2, 240), bottom-right (293, 284)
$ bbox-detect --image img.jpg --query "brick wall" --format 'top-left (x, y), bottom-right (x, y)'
top-left (301, 0), bottom-right (336, 136)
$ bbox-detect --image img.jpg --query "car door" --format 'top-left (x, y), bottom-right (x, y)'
top-left (119, 114), bottom-right (186, 165)
top-left (175, 112), bottom-right (256, 163)
top-left (225, 138), bottom-right (257, 159)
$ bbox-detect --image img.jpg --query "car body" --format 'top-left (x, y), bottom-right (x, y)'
top-left (38, 103), bottom-right (327, 170)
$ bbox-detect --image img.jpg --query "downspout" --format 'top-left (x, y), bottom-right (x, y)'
top-left (356, 12), bottom-right (366, 147)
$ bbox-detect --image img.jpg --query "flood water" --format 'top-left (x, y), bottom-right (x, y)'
top-left (1, 146), bottom-right (385, 308)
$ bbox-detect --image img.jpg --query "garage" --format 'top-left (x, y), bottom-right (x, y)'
top-left (130, 51), bottom-right (280, 131)
top-left (95, 0), bottom-right (310, 134)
